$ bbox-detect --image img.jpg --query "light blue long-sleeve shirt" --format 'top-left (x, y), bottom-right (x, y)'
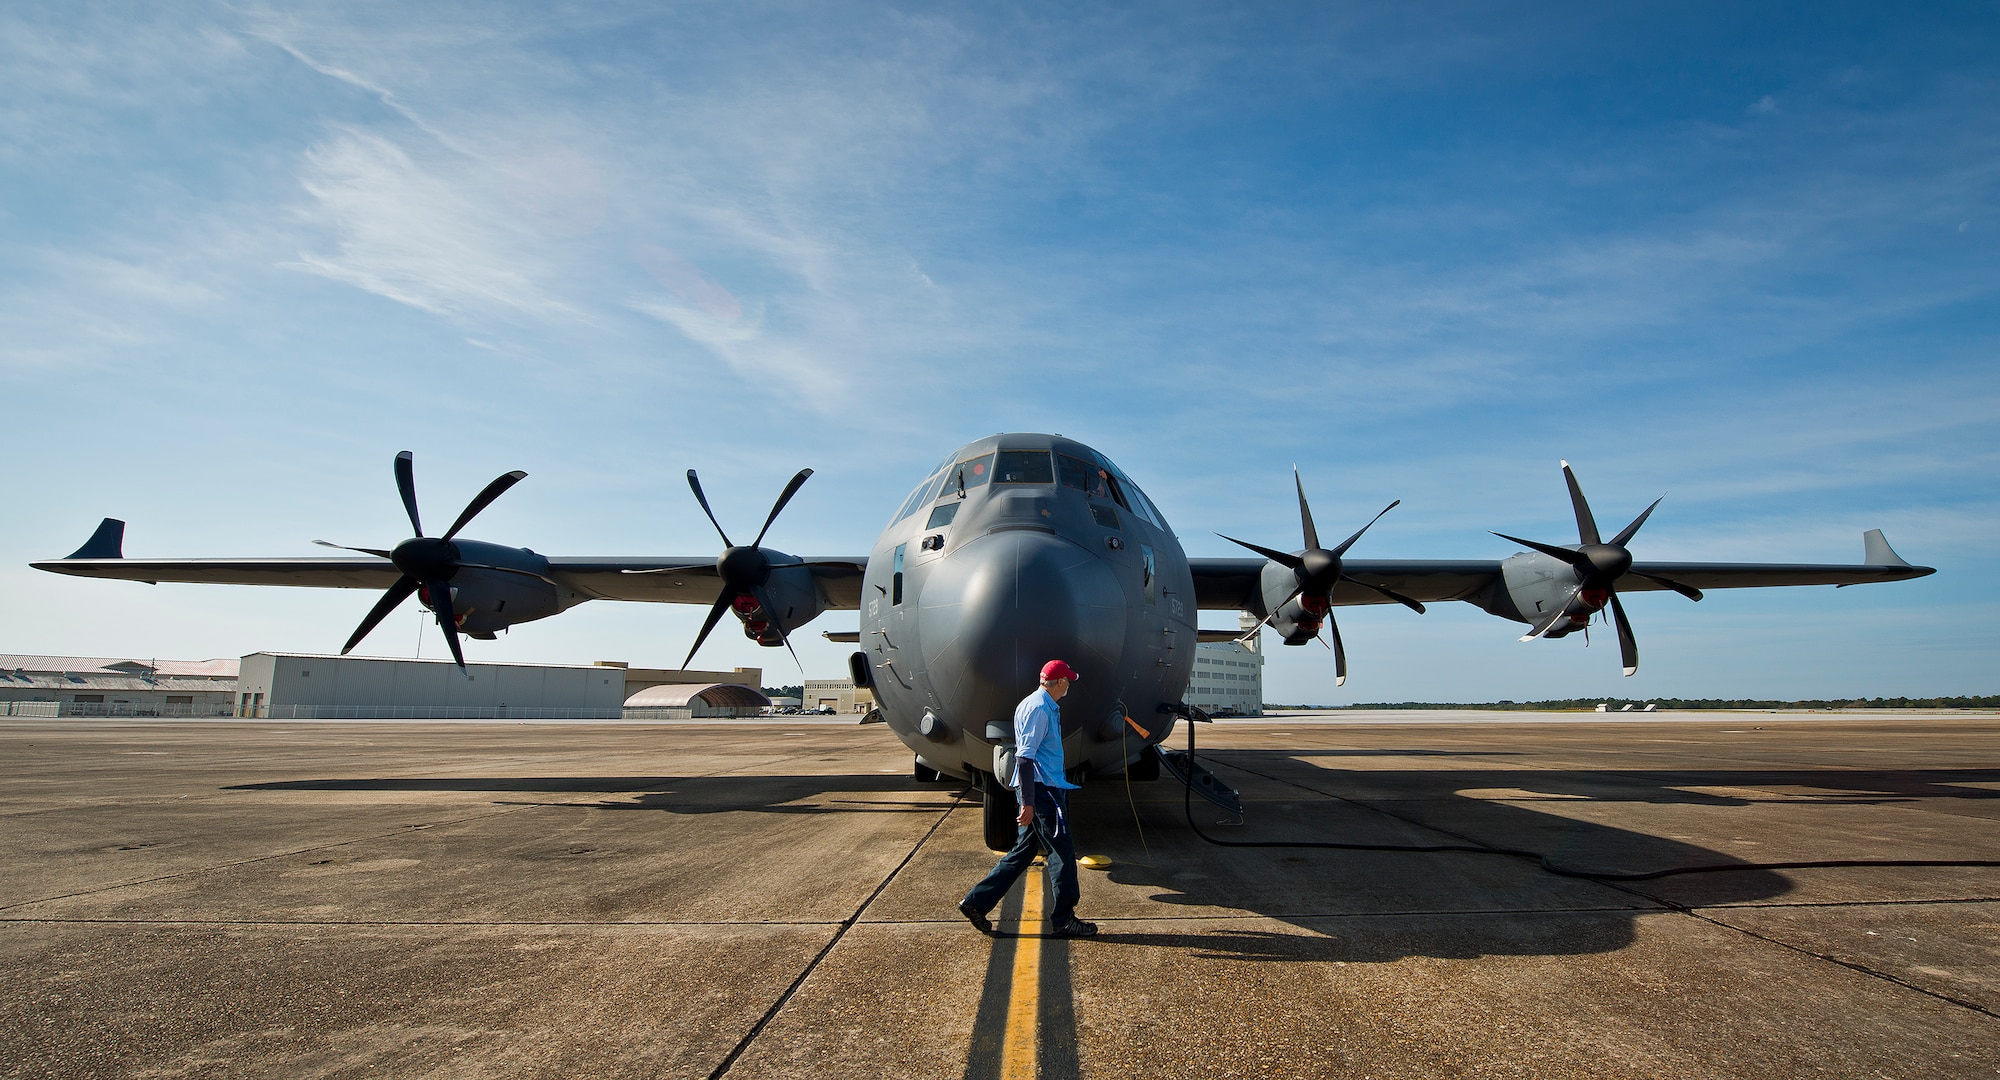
top-left (1012, 686), bottom-right (1078, 792)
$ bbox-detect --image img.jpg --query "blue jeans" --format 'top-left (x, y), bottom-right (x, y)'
top-left (962, 786), bottom-right (1080, 926)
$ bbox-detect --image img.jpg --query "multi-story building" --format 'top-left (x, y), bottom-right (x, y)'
top-left (1184, 614), bottom-right (1266, 716)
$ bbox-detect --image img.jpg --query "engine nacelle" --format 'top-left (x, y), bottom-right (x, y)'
top-left (419, 566), bottom-right (564, 640)
top-left (1254, 559), bottom-right (1327, 645)
top-left (736, 561), bottom-right (826, 646)
top-left (1471, 551), bottom-right (1596, 637)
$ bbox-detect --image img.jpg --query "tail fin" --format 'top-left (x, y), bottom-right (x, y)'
top-left (65, 518), bottom-right (125, 560)
top-left (1862, 529), bottom-right (1910, 567)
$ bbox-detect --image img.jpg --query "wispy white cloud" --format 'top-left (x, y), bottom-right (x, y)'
top-left (285, 128), bottom-right (575, 319)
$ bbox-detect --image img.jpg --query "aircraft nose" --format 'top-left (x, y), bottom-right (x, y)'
top-left (917, 529), bottom-right (1126, 734)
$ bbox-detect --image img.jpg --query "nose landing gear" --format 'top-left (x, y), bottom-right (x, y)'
top-left (980, 780), bottom-right (1019, 852)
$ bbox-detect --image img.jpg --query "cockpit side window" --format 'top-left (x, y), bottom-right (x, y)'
top-left (924, 502), bottom-right (959, 529)
top-left (945, 453), bottom-right (995, 498)
top-left (890, 472), bottom-right (941, 526)
top-left (993, 450), bottom-right (1054, 484)
top-left (1125, 482), bottom-right (1163, 529)
top-left (1099, 468), bottom-right (1129, 510)
top-left (1094, 452), bottom-right (1163, 528)
top-left (919, 468), bottom-right (949, 506)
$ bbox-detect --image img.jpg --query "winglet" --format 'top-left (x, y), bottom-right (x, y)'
top-left (65, 518), bottom-right (125, 560)
top-left (1862, 529), bottom-right (1910, 567)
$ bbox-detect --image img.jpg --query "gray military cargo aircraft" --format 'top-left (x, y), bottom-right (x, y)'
top-left (35, 433), bottom-right (1934, 848)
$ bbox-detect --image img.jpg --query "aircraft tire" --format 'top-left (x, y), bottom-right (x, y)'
top-left (914, 758), bottom-right (941, 782)
top-left (981, 782), bottom-right (1019, 852)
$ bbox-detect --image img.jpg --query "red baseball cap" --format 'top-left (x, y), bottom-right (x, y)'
top-left (1040, 660), bottom-right (1080, 683)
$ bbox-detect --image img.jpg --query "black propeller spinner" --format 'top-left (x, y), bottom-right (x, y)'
top-left (1218, 468), bottom-right (1426, 686)
top-left (317, 450), bottom-right (526, 671)
top-left (677, 467), bottom-right (814, 671)
top-left (1492, 459), bottom-right (1703, 677)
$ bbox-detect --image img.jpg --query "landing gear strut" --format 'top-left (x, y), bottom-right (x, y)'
top-left (981, 780), bottom-right (1019, 852)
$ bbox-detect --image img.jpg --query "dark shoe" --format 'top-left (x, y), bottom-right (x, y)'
top-left (1050, 918), bottom-right (1098, 938)
top-left (957, 900), bottom-right (993, 935)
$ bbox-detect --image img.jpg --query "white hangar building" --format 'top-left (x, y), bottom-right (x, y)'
top-left (0, 655), bottom-right (239, 717)
top-left (236, 653), bottom-right (630, 719)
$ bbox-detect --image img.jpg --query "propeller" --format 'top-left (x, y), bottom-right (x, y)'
top-left (1218, 468), bottom-right (1425, 686)
top-left (320, 450), bottom-right (526, 671)
top-left (677, 467), bottom-right (815, 672)
top-left (1493, 460), bottom-right (1702, 677)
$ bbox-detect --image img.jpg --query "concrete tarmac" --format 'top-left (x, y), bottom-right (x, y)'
top-left (3, 712), bottom-right (1997, 1078)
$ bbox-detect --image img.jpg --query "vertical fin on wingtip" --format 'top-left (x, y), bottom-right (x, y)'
top-left (1862, 529), bottom-right (1910, 567)
top-left (66, 518), bottom-right (125, 560)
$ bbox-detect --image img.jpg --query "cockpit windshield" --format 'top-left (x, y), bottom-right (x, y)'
top-left (993, 450), bottom-right (1054, 484)
top-left (944, 453), bottom-right (994, 498)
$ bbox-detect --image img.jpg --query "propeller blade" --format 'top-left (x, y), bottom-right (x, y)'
top-left (1608, 496), bottom-right (1663, 548)
top-left (681, 590), bottom-right (736, 669)
top-left (315, 540), bottom-right (394, 558)
top-left (751, 469), bottom-right (814, 548)
top-left (341, 576), bottom-right (420, 654)
top-left (1342, 575), bottom-right (1427, 614)
top-left (441, 470), bottom-right (528, 541)
top-left (1520, 582), bottom-right (1584, 642)
top-left (1608, 590), bottom-right (1638, 676)
top-left (395, 451), bottom-right (423, 537)
top-left (1294, 467), bottom-right (1320, 551)
top-left (1492, 531), bottom-right (1590, 568)
top-left (755, 586), bottom-right (807, 676)
top-left (429, 579), bottom-right (466, 670)
top-left (1330, 615), bottom-right (1347, 687)
top-left (1630, 570), bottom-right (1704, 602)
top-left (1561, 460), bottom-right (1600, 545)
top-left (686, 470), bottom-right (733, 548)
top-left (1330, 500), bottom-right (1401, 559)
top-left (1218, 533), bottom-right (1303, 569)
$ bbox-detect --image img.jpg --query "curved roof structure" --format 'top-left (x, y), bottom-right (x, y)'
top-left (623, 683), bottom-right (770, 709)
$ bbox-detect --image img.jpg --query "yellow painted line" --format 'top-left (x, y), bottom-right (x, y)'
top-left (999, 865), bottom-right (1043, 1080)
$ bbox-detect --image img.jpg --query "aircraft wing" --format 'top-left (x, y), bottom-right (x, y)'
top-left (32, 520), bottom-right (870, 608)
top-left (1191, 530), bottom-right (1934, 611)
top-left (1610, 561), bottom-right (1935, 592)
top-left (30, 555), bottom-right (405, 589)
top-left (33, 552), bottom-right (872, 607)
top-left (1190, 558), bottom-right (1502, 610)
top-left (543, 557), bottom-right (869, 608)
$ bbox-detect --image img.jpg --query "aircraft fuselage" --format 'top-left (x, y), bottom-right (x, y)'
top-left (857, 434), bottom-right (1195, 787)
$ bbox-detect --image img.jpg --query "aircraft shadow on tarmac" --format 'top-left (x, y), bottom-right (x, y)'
top-left (227, 774), bottom-right (962, 816)
top-left (1066, 748), bottom-right (2000, 964)
top-left (230, 753), bottom-right (1999, 963)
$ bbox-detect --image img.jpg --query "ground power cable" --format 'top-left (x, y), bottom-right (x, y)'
top-left (1171, 721), bottom-right (2000, 883)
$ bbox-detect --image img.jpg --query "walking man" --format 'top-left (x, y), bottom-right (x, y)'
top-left (958, 659), bottom-right (1098, 938)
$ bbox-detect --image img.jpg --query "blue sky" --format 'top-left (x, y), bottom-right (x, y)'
top-left (3, 2), bottom-right (1994, 702)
